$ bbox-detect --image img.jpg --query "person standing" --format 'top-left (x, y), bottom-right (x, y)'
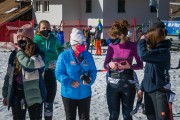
top-left (2, 24), bottom-right (46, 120)
top-left (94, 19), bottom-right (103, 55)
top-left (104, 20), bottom-right (143, 120)
top-left (55, 28), bottom-right (97, 120)
top-left (137, 18), bottom-right (172, 120)
top-left (34, 20), bottom-right (64, 120)
top-left (83, 26), bottom-right (93, 51)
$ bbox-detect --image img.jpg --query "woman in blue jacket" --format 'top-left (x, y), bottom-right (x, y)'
top-left (55, 28), bottom-right (97, 120)
top-left (137, 18), bottom-right (172, 120)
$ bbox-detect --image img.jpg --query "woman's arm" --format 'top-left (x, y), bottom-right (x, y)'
top-left (137, 39), bottom-right (169, 64)
top-left (16, 50), bottom-right (45, 69)
top-left (104, 46), bottom-right (113, 69)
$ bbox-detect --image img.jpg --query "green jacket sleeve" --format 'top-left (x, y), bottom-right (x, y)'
top-left (34, 35), bottom-right (46, 52)
top-left (16, 50), bottom-right (45, 69)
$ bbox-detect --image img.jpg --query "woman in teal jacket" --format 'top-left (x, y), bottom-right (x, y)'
top-left (34, 20), bottom-right (64, 120)
top-left (55, 28), bottom-right (97, 120)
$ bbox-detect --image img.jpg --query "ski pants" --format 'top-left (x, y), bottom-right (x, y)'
top-left (62, 96), bottom-right (91, 120)
top-left (144, 88), bottom-right (170, 120)
top-left (95, 40), bottom-right (102, 55)
top-left (44, 69), bottom-right (57, 120)
top-left (106, 82), bottom-right (136, 120)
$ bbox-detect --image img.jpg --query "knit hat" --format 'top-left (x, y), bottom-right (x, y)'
top-left (149, 18), bottom-right (165, 29)
top-left (70, 28), bottom-right (86, 45)
top-left (17, 24), bottom-right (34, 40)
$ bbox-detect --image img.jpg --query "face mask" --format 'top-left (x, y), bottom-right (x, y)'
top-left (111, 38), bottom-right (120, 45)
top-left (18, 40), bottom-right (27, 50)
top-left (75, 44), bottom-right (85, 53)
top-left (40, 30), bottom-right (51, 38)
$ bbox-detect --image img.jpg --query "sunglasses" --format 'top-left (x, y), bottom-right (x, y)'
top-left (74, 40), bottom-right (86, 45)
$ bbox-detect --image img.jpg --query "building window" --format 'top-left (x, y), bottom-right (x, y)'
top-left (86, 0), bottom-right (92, 13)
top-left (150, 6), bottom-right (157, 13)
top-left (44, 1), bottom-right (49, 12)
top-left (118, 0), bottom-right (125, 13)
top-left (36, 1), bottom-right (41, 11)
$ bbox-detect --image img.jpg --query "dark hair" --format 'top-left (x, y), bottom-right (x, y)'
top-left (108, 20), bottom-right (129, 38)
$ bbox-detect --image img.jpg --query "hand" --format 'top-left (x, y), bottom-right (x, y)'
top-left (48, 61), bottom-right (56, 69)
top-left (14, 44), bottom-right (22, 51)
top-left (71, 81), bottom-right (80, 88)
top-left (118, 61), bottom-right (131, 69)
top-left (3, 98), bottom-right (7, 106)
top-left (137, 90), bottom-right (143, 101)
top-left (109, 62), bottom-right (118, 70)
top-left (140, 35), bottom-right (148, 41)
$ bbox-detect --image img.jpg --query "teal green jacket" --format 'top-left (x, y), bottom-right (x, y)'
top-left (16, 50), bottom-right (45, 107)
top-left (34, 34), bottom-right (64, 68)
top-left (2, 50), bottom-right (46, 109)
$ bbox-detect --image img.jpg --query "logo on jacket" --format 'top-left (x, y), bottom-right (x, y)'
top-left (70, 61), bottom-right (76, 65)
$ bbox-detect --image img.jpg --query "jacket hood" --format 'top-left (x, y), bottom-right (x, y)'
top-left (156, 39), bottom-right (172, 49)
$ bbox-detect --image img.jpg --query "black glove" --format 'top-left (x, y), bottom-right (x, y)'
top-left (80, 73), bottom-right (91, 84)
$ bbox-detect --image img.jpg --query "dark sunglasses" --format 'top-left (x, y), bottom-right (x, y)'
top-left (74, 40), bottom-right (86, 45)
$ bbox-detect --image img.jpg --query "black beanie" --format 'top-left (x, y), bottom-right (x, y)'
top-left (149, 18), bottom-right (165, 29)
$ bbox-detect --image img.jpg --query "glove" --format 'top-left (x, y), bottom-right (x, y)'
top-left (80, 73), bottom-right (91, 84)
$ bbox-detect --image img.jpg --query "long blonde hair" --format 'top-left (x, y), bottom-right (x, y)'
top-left (146, 28), bottom-right (166, 49)
top-left (14, 39), bottom-right (35, 75)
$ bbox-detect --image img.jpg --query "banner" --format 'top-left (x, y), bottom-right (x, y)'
top-left (163, 21), bottom-right (180, 35)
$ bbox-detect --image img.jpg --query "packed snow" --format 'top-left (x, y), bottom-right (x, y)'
top-left (0, 46), bottom-right (180, 120)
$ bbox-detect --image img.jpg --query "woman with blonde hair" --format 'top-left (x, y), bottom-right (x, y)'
top-left (104, 20), bottom-right (143, 120)
top-left (137, 18), bottom-right (171, 120)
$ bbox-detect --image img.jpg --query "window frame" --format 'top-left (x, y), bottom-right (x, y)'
top-left (150, 6), bottom-right (157, 13)
top-left (118, 0), bottom-right (125, 13)
top-left (86, 0), bottom-right (92, 13)
top-left (44, 1), bottom-right (50, 12)
top-left (35, 1), bottom-right (41, 12)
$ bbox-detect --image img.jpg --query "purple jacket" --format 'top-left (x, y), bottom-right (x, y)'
top-left (104, 41), bottom-right (143, 70)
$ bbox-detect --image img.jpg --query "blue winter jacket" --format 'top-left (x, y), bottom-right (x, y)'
top-left (137, 39), bottom-right (171, 93)
top-left (55, 48), bottom-right (97, 99)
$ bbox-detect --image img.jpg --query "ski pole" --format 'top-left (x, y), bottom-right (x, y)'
top-left (97, 69), bottom-right (107, 72)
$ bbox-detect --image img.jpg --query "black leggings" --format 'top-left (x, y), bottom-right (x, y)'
top-left (44, 69), bottom-right (57, 103)
top-left (44, 69), bottom-right (57, 119)
top-left (62, 96), bottom-right (91, 120)
top-left (12, 103), bottom-right (43, 120)
top-left (106, 82), bottom-right (136, 120)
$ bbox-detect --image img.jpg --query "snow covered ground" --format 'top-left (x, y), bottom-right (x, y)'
top-left (0, 47), bottom-right (180, 120)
